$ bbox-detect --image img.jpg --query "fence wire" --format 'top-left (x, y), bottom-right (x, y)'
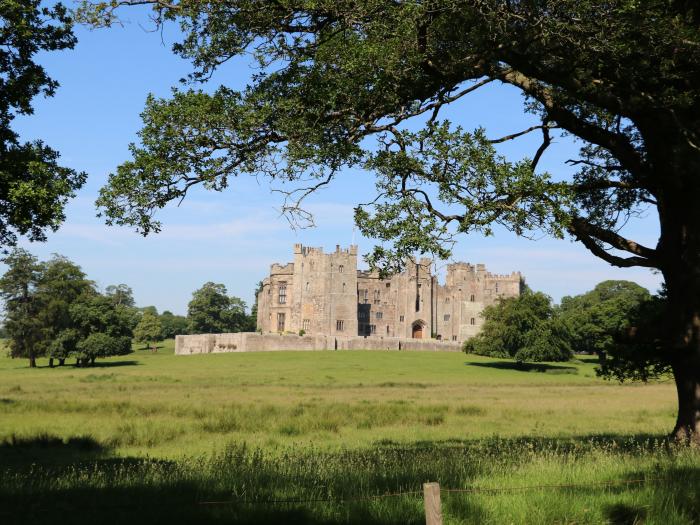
top-left (197, 476), bottom-right (668, 506)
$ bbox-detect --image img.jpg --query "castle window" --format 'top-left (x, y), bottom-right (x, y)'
top-left (363, 289), bottom-right (368, 303)
top-left (277, 313), bottom-right (286, 331)
top-left (339, 265), bottom-right (344, 273)
top-left (400, 315), bottom-right (404, 322)
top-left (452, 335), bottom-right (457, 341)
top-left (336, 320), bottom-right (345, 331)
top-left (305, 282), bottom-right (310, 292)
top-left (445, 297), bottom-right (450, 304)
top-left (470, 294), bottom-right (475, 302)
top-left (495, 283), bottom-right (499, 293)
top-left (342, 282), bottom-right (346, 292)
top-left (374, 290), bottom-right (380, 304)
top-left (443, 314), bottom-right (450, 321)
top-left (376, 312), bottom-right (383, 320)
top-left (386, 325), bottom-right (390, 334)
top-left (470, 318), bottom-right (476, 325)
top-left (278, 283), bottom-right (287, 304)
top-left (302, 319), bottom-right (310, 331)
top-left (385, 283), bottom-right (390, 288)
top-left (370, 324), bottom-right (376, 334)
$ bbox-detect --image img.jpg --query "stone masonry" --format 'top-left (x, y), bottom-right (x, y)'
top-left (256, 244), bottom-right (522, 342)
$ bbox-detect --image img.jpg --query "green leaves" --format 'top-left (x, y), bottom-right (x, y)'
top-left (133, 311), bottom-right (163, 346)
top-left (464, 289), bottom-right (567, 362)
top-left (0, 2), bottom-right (84, 248)
top-left (358, 124), bottom-right (571, 272)
top-left (0, 249), bottom-right (135, 365)
top-left (187, 282), bottom-right (253, 334)
top-left (84, 1), bottom-right (694, 278)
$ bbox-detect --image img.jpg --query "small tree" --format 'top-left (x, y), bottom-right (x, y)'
top-left (465, 289), bottom-right (572, 362)
top-left (75, 332), bottom-right (131, 365)
top-left (159, 310), bottom-right (188, 339)
top-left (187, 282), bottom-right (251, 334)
top-left (68, 294), bottom-right (134, 366)
top-left (133, 311), bottom-right (163, 351)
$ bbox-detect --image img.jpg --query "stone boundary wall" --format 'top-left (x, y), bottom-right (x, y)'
top-left (175, 333), bottom-right (462, 355)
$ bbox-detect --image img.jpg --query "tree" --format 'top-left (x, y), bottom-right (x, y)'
top-left (559, 281), bottom-right (652, 360)
top-left (105, 284), bottom-right (135, 307)
top-left (0, 1), bottom-right (86, 249)
top-left (159, 310), bottom-right (188, 339)
top-left (35, 254), bottom-right (95, 367)
top-left (465, 289), bottom-right (571, 362)
top-left (0, 248), bottom-right (42, 366)
top-left (187, 282), bottom-right (250, 334)
top-left (68, 294), bottom-right (133, 366)
top-left (79, 2), bottom-right (700, 441)
top-left (133, 311), bottom-right (162, 351)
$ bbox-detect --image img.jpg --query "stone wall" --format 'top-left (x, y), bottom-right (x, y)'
top-left (175, 332), bottom-right (462, 355)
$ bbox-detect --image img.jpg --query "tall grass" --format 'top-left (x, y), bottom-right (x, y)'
top-left (1, 435), bottom-right (698, 524)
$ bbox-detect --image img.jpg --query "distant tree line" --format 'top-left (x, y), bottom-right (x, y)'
top-left (0, 249), bottom-right (257, 367)
top-left (465, 280), bottom-right (661, 378)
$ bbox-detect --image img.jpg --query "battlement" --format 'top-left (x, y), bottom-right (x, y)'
top-left (484, 271), bottom-right (522, 281)
top-left (270, 262), bottom-right (295, 274)
top-left (447, 262), bottom-right (476, 272)
top-left (293, 244), bottom-right (358, 257)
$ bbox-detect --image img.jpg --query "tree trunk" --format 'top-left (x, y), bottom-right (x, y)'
top-left (659, 203), bottom-right (700, 445)
top-left (29, 355), bottom-right (36, 368)
top-left (58, 358), bottom-right (65, 366)
top-left (49, 358), bottom-right (54, 368)
top-left (671, 356), bottom-right (700, 443)
top-left (90, 357), bottom-right (96, 366)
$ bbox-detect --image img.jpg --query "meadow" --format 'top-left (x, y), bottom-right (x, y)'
top-left (1, 341), bottom-right (697, 524)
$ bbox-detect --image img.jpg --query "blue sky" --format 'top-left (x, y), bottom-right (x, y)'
top-left (9, 11), bottom-right (662, 315)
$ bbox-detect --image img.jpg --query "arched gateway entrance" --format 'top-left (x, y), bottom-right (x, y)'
top-left (412, 321), bottom-right (424, 339)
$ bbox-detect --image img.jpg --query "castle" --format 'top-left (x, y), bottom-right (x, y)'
top-left (256, 244), bottom-right (522, 342)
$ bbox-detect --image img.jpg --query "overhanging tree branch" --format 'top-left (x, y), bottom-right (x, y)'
top-left (569, 217), bottom-right (659, 268)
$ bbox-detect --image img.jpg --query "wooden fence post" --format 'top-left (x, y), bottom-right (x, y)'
top-left (423, 482), bottom-right (442, 525)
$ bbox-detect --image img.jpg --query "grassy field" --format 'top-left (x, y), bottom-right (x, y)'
top-left (1, 341), bottom-right (698, 524)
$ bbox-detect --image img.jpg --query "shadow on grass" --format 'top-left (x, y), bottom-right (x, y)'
top-left (23, 359), bottom-right (142, 370)
top-left (466, 360), bottom-right (578, 374)
top-left (0, 435), bottom-right (427, 525)
top-left (88, 360), bottom-right (141, 368)
top-left (2, 434), bottom-right (698, 525)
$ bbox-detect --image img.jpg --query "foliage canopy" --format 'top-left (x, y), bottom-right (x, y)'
top-left (0, 1), bottom-right (86, 248)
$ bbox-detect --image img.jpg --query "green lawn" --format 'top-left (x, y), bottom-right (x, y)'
top-left (1, 342), bottom-right (697, 524)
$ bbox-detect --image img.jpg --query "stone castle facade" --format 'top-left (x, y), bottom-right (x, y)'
top-left (256, 244), bottom-right (522, 342)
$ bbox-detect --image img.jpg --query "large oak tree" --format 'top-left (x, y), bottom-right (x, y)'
top-left (79, 1), bottom-right (699, 442)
